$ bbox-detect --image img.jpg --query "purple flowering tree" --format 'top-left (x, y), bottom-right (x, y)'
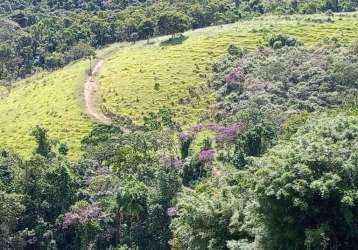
top-left (179, 122), bottom-right (245, 163)
top-left (216, 123), bottom-right (245, 160)
top-left (216, 123), bottom-right (244, 144)
top-left (63, 203), bottom-right (102, 229)
top-left (198, 149), bottom-right (215, 166)
top-left (62, 202), bottom-right (109, 249)
top-left (224, 66), bottom-right (245, 93)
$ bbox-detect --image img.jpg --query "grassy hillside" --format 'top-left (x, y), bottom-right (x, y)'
top-left (0, 12), bottom-right (357, 158)
top-left (0, 61), bottom-right (92, 158)
top-left (98, 12), bottom-right (358, 126)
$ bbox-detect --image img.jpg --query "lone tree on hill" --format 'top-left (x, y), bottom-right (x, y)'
top-left (158, 11), bottom-right (190, 39)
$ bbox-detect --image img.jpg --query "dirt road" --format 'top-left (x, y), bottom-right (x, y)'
top-left (84, 60), bottom-right (112, 124)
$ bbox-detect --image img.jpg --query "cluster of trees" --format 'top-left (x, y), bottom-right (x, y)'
top-left (0, 122), bottom-right (180, 249)
top-left (171, 113), bottom-right (358, 250)
top-left (0, 0), bottom-right (240, 83)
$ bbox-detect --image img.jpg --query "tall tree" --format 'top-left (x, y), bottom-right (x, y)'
top-left (158, 11), bottom-right (190, 38)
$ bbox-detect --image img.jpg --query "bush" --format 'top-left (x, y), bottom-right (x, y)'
top-left (267, 33), bottom-right (302, 49)
top-left (320, 36), bottom-right (341, 47)
top-left (44, 53), bottom-right (64, 69)
top-left (227, 44), bottom-right (244, 56)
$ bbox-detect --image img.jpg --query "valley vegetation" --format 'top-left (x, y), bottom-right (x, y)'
top-left (0, 1), bottom-right (358, 250)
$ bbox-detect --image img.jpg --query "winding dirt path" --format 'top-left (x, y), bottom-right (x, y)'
top-left (84, 60), bottom-right (112, 124)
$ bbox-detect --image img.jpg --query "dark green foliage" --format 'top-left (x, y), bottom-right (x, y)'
top-left (81, 123), bottom-right (122, 147)
top-left (143, 107), bottom-right (177, 131)
top-left (171, 170), bottom-right (255, 249)
top-left (58, 143), bottom-right (69, 155)
top-left (44, 162), bottom-right (76, 219)
top-left (227, 44), bottom-right (244, 56)
top-left (253, 115), bottom-right (358, 249)
top-left (179, 133), bottom-right (193, 159)
top-left (117, 180), bottom-right (149, 247)
top-left (1, 0), bottom-right (357, 82)
top-left (31, 125), bottom-right (52, 158)
top-left (267, 33), bottom-right (302, 49)
top-left (233, 123), bottom-right (276, 169)
top-left (0, 0), bottom-right (243, 82)
top-left (158, 11), bottom-right (190, 38)
top-left (65, 42), bottom-right (95, 62)
top-left (182, 157), bottom-right (210, 186)
top-left (44, 52), bottom-right (65, 69)
top-left (0, 150), bottom-right (18, 191)
top-left (138, 19), bottom-right (155, 42)
top-left (154, 81), bottom-right (160, 91)
top-left (0, 192), bottom-right (25, 249)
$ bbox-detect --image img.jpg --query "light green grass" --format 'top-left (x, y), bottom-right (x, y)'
top-left (99, 12), bottom-right (358, 127)
top-left (0, 61), bottom-right (92, 159)
top-left (0, 44), bottom-right (128, 159)
top-left (0, 12), bottom-right (357, 158)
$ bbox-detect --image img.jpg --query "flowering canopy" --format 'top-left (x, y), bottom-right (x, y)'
top-left (199, 149), bottom-right (215, 162)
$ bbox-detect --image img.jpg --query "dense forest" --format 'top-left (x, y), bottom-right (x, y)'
top-left (1, 0), bottom-right (358, 83)
top-left (1, 0), bottom-right (358, 249)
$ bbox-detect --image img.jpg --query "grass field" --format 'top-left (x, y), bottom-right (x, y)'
top-left (0, 12), bottom-right (357, 158)
top-left (98, 12), bottom-right (358, 127)
top-left (0, 60), bottom-right (92, 158)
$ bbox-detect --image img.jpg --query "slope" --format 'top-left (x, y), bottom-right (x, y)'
top-left (0, 61), bottom-right (92, 158)
top-left (0, 12), bottom-right (357, 158)
top-left (98, 12), bottom-right (358, 127)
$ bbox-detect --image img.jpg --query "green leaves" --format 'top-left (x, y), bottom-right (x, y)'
top-left (252, 114), bottom-right (358, 249)
top-left (157, 11), bottom-right (190, 37)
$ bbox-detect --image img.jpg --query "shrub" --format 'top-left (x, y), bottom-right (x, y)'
top-left (320, 36), bottom-right (341, 47)
top-left (267, 33), bottom-right (301, 49)
top-left (227, 44), bottom-right (244, 56)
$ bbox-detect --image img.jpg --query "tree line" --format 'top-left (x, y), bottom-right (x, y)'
top-left (1, 0), bottom-right (357, 84)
